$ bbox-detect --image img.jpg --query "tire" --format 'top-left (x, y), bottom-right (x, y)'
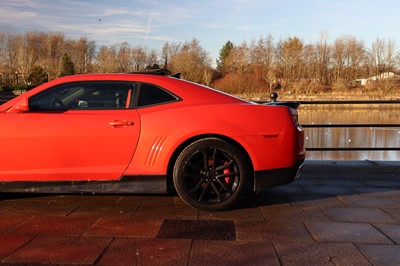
top-left (173, 138), bottom-right (249, 211)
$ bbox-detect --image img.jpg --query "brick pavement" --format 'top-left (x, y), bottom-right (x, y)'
top-left (0, 160), bottom-right (399, 265)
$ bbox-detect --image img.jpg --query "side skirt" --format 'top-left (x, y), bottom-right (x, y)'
top-left (0, 175), bottom-right (167, 194)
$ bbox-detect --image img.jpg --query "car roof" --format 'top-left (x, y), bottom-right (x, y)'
top-left (0, 71), bottom-right (248, 111)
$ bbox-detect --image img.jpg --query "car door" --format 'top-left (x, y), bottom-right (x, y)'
top-left (0, 81), bottom-right (140, 181)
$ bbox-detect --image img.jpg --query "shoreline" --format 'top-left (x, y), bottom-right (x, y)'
top-left (237, 93), bottom-right (400, 102)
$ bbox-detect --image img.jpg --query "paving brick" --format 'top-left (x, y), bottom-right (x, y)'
top-left (261, 183), bottom-right (305, 195)
top-left (9, 201), bottom-right (80, 216)
top-left (236, 220), bottom-right (313, 242)
top-left (300, 185), bottom-right (357, 196)
top-left (95, 237), bottom-right (138, 265)
top-left (68, 202), bottom-right (140, 217)
top-left (246, 190), bottom-right (291, 207)
top-left (358, 244), bottom-right (400, 265)
top-left (299, 177), bottom-right (364, 187)
top-left (189, 240), bottom-right (279, 266)
top-left (241, 183), bottom-right (304, 209)
top-left (137, 239), bottom-right (191, 266)
top-left (338, 195), bottom-right (399, 208)
top-left (1, 193), bottom-right (61, 203)
top-left (57, 194), bottom-right (123, 203)
top-left (158, 219), bottom-right (235, 240)
top-left (118, 195), bottom-right (183, 205)
top-left (379, 193), bottom-right (400, 205)
top-left (0, 235), bottom-right (33, 260)
top-left (95, 237), bottom-right (193, 266)
top-left (364, 179), bottom-right (400, 188)
top-left (305, 221), bottom-right (393, 244)
top-left (382, 208), bottom-right (400, 222)
top-left (376, 190), bottom-right (400, 198)
top-left (0, 200), bottom-right (22, 214)
top-left (133, 204), bottom-right (198, 220)
top-left (84, 217), bottom-right (163, 238)
top-left (6, 215), bottom-right (97, 236)
top-left (287, 194), bottom-right (345, 207)
top-left (274, 241), bottom-right (372, 265)
top-left (0, 213), bottom-right (32, 233)
top-left (374, 224), bottom-right (400, 244)
top-left (261, 204), bottom-right (330, 222)
top-left (323, 207), bottom-right (398, 223)
top-left (199, 207), bottom-right (264, 221)
top-left (3, 236), bottom-right (111, 264)
top-left (354, 186), bottom-right (395, 194)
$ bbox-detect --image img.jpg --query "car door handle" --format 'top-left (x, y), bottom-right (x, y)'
top-left (109, 120), bottom-right (134, 127)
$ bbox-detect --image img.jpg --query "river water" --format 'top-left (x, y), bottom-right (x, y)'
top-left (298, 103), bottom-right (400, 161)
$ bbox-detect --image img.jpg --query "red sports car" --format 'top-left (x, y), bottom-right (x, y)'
top-left (0, 70), bottom-right (305, 211)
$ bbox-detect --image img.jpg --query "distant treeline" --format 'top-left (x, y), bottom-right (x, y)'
top-left (0, 29), bottom-right (399, 96)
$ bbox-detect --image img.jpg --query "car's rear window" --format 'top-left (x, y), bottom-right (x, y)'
top-left (136, 83), bottom-right (178, 107)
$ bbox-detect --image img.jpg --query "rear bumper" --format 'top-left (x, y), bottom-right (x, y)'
top-left (253, 158), bottom-right (305, 191)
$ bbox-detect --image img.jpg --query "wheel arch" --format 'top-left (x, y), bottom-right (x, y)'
top-left (166, 134), bottom-right (254, 192)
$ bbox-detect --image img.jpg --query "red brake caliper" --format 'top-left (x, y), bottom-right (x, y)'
top-left (223, 161), bottom-right (231, 183)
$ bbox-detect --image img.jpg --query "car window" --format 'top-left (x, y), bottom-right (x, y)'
top-left (29, 81), bottom-right (136, 111)
top-left (137, 83), bottom-right (178, 107)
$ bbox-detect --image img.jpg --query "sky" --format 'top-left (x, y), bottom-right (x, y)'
top-left (1, 0), bottom-right (399, 64)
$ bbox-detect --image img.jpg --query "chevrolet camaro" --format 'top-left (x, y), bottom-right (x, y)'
top-left (0, 70), bottom-right (305, 211)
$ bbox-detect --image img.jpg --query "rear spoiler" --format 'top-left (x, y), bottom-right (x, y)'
top-left (264, 101), bottom-right (300, 109)
top-left (263, 92), bottom-right (300, 109)
top-left (125, 69), bottom-right (181, 78)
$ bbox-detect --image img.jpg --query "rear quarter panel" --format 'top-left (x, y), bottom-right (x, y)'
top-left (125, 102), bottom-right (299, 175)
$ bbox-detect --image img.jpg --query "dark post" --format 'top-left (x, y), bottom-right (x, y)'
top-left (270, 92), bottom-right (278, 102)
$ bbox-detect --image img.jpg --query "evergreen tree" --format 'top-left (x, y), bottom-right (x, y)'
top-left (216, 41), bottom-right (234, 72)
top-left (60, 53), bottom-right (75, 77)
top-left (27, 66), bottom-right (48, 85)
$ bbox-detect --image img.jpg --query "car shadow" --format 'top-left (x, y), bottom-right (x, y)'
top-left (1, 160), bottom-right (399, 213)
top-left (236, 160), bottom-right (400, 210)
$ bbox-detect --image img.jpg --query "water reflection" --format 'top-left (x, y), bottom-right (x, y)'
top-left (298, 104), bottom-right (400, 160)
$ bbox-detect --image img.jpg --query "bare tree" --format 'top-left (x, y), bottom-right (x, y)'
top-left (161, 41), bottom-right (181, 69)
top-left (116, 42), bottom-right (133, 72)
top-left (71, 37), bottom-right (96, 74)
top-left (302, 44), bottom-right (318, 81)
top-left (14, 32), bottom-right (40, 83)
top-left (146, 49), bottom-right (159, 69)
top-left (168, 38), bottom-right (212, 84)
top-left (95, 45), bottom-right (118, 73)
top-left (131, 46), bottom-right (147, 71)
top-left (0, 31), bottom-right (8, 85)
top-left (249, 35), bottom-right (275, 86)
top-left (5, 30), bottom-right (20, 84)
top-left (332, 35), bottom-right (366, 85)
top-left (315, 31), bottom-right (331, 85)
top-left (42, 32), bottom-right (65, 79)
top-left (370, 38), bottom-right (397, 77)
top-left (276, 37), bottom-right (304, 85)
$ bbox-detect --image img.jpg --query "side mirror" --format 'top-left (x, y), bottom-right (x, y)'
top-left (77, 100), bottom-right (88, 108)
top-left (7, 98), bottom-right (29, 113)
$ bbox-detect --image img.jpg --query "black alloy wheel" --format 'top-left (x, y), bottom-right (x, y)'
top-left (173, 138), bottom-right (249, 211)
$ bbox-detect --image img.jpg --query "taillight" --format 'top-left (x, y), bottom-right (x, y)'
top-left (289, 109), bottom-right (297, 123)
top-left (289, 108), bottom-right (302, 129)
top-left (291, 113), bottom-right (298, 125)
